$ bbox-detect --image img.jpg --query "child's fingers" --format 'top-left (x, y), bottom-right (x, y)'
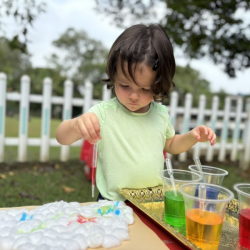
top-left (193, 128), bottom-right (201, 140)
top-left (210, 133), bottom-right (217, 146)
top-left (90, 115), bottom-right (102, 140)
top-left (83, 118), bottom-right (99, 142)
top-left (74, 118), bottom-right (94, 143)
top-left (80, 124), bottom-right (95, 143)
top-left (200, 125), bottom-right (209, 135)
top-left (207, 127), bottom-right (214, 140)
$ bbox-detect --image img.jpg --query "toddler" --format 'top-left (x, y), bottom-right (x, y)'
top-left (56, 24), bottom-right (216, 201)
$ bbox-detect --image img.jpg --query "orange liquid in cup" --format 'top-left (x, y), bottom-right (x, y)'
top-left (186, 209), bottom-right (223, 250)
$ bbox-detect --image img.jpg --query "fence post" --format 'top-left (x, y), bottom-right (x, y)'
top-left (230, 97), bottom-right (243, 161)
top-left (40, 77), bottom-right (52, 162)
top-left (193, 95), bottom-right (206, 159)
top-left (241, 98), bottom-right (250, 170)
top-left (83, 81), bottom-right (93, 113)
top-left (60, 80), bottom-right (73, 162)
top-left (18, 75), bottom-right (30, 162)
top-left (102, 84), bottom-right (111, 101)
top-left (169, 91), bottom-right (178, 127)
top-left (168, 91), bottom-right (179, 159)
top-left (179, 93), bottom-right (193, 162)
top-left (218, 97), bottom-right (231, 162)
top-left (206, 96), bottom-right (219, 162)
top-left (0, 73), bottom-right (7, 162)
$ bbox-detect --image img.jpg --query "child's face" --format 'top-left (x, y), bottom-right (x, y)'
top-left (114, 62), bottom-right (156, 113)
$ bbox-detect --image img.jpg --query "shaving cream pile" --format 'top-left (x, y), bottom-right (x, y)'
top-left (0, 200), bottom-right (134, 250)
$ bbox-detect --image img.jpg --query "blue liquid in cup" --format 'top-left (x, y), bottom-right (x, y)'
top-left (194, 185), bottom-right (220, 211)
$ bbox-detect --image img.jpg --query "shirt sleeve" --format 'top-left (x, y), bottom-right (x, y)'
top-left (164, 106), bottom-right (175, 139)
top-left (87, 102), bottom-right (105, 128)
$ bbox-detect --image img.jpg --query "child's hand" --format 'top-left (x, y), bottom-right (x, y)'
top-left (73, 113), bottom-right (102, 144)
top-left (191, 125), bottom-right (216, 146)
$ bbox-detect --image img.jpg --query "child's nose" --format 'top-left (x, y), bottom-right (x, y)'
top-left (129, 91), bottom-right (140, 100)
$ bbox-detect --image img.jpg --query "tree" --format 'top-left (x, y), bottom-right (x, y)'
top-left (95, 0), bottom-right (250, 77)
top-left (0, 0), bottom-right (46, 52)
top-left (47, 28), bottom-right (108, 99)
top-left (0, 37), bottom-right (31, 91)
top-left (171, 65), bottom-right (212, 107)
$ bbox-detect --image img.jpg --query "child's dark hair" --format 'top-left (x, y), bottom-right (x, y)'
top-left (102, 23), bottom-right (176, 102)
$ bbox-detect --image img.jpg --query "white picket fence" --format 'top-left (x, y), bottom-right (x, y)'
top-left (0, 72), bottom-right (250, 169)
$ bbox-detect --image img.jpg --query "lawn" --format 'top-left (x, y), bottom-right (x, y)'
top-left (0, 160), bottom-right (98, 208)
top-left (0, 116), bottom-right (249, 208)
top-left (4, 116), bottom-right (80, 162)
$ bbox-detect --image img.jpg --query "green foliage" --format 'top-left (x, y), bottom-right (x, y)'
top-left (95, 0), bottom-right (250, 77)
top-left (47, 28), bottom-right (108, 98)
top-left (0, 0), bottom-right (46, 52)
top-left (0, 37), bottom-right (31, 91)
top-left (27, 67), bottom-right (66, 96)
top-left (170, 65), bottom-right (212, 107)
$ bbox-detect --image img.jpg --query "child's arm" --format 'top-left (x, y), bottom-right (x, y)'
top-left (164, 125), bottom-right (216, 155)
top-left (56, 113), bottom-right (101, 145)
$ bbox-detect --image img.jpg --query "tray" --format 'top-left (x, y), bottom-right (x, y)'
top-left (118, 186), bottom-right (244, 250)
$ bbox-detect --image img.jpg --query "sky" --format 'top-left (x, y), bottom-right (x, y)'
top-left (3, 0), bottom-right (250, 95)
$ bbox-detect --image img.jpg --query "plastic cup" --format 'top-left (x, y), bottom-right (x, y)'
top-left (188, 165), bottom-right (228, 185)
top-left (234, 183), bottom-right (250, 249)
top-left (159, 170), bottom-right (202, 235)
top-left (179, 183), bottom-right (234, 250)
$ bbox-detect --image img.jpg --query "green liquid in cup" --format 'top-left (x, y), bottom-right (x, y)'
top-left (164, 191), bottom-right (186, 234)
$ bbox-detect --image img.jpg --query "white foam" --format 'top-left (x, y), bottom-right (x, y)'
top-left (72, 234), bottom-right (88, 250)
top-left (29, 232), bottom-right (43, 244)
top-left (102, 235), bottom-right (121, 248)
top-left (36, 243), bottom-right (51, 250)
top-left (38, 236), bottom-right (57, 247)
top-left (112, 228), bottom-right (130, 241)
top-left (17, 243), bottom-right (36, 250)
top-left (61, 239), bottom-right (80, 250)
top-left (87, 232), bottom-right (104, 248)
top-left (43, 229), bottom-right (58, 238)
top-left (12, 236), bottom-right (31, 249)
top-left (0, 200), bottom-right (134, 249)
top-left (2, 214), bottom-right (15, 221)
top-left (0, 236), bottom-right (14, 250)
top-left (72, 225), bottom-right (88, 237)
top-left (0, 226), bottom-right (11, 237)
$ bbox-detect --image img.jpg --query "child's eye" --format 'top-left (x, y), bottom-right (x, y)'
top-left (142, 88), bottom-right (151, 92)
top-left (120, 84), bottom-right (129, 88)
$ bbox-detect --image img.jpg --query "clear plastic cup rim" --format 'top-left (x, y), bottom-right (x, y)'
top-left (188, 165), bottom-right (228, 176)
top-left (234, 183), bottom-right (250, 197)
top-left (159, 169), bottom-right (202, 183)
top-left (179, 182), bottom-right (234, 203)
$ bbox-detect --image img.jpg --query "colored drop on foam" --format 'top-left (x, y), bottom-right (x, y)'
top-left (97, 202), bottom-right (121, 216)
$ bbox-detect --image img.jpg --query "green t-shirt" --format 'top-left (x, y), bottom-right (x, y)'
top-left (88, 98), bottom-right (175, 201)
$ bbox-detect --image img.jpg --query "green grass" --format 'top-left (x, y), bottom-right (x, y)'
top-left (5, 116), bottom-right (61, 138)
top-left (4, 146), bottom-right (81, 162)
top-left (0, 160), bottom-right (98, 208)
top-left (4, 116), bottom-right (81, 162)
